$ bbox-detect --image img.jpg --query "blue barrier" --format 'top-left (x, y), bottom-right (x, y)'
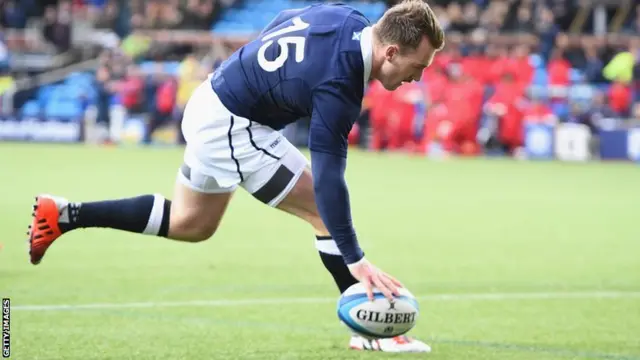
top-left (524, 123), bottom-right (554, 160)
top-left (524, 121), bottom-right (640, 162)
top-left (0, 115), bottom-right (82, 142)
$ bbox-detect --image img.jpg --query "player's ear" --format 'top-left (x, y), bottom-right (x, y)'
top-left (385, 45), bottom-right (399, 61)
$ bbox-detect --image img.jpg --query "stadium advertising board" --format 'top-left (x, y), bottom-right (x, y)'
top-left (0, 115), bottom-right (82, 142)
top-left (525, 122), bottom-right (640, 162)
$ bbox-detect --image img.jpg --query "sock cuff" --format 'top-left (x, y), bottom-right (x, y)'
top-left (315, 236), bottom-right (341, 256)
top-left (143, 194), bottom-right (169, 236)
top-left (159, 199), bottom-right (171, 237)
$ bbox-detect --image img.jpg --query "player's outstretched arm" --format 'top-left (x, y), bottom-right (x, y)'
top-left (309, 83), bottom-right (400, 300)
top-left (309, 149), bottom-right (362, 263)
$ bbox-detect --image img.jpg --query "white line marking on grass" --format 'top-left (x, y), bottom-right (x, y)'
top-left (12, 291), bottom-right (640, 311)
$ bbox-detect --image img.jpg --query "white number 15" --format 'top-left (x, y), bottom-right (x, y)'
top-left (257, 17), bottom-right (309, 72)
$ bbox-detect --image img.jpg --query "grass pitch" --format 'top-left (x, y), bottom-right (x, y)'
top-left (1, 143), bottom-right (639, 360)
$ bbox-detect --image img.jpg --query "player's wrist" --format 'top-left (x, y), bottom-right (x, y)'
top-left (344, 249), bottom-right (365, 266)
top-left (346, 256), bottom-right (366, 268)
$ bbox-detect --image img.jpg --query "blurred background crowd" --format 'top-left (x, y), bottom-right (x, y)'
top-left (0, 0), bottom-right (638, 156)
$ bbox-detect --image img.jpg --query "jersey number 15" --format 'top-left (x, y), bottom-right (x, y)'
top-left (258, 17), bottom-right (310, 72)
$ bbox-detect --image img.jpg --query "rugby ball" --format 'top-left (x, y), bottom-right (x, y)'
top-left (337, 283), bottom-right (419, 339)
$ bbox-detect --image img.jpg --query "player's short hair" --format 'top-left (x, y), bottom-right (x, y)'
top-left (375, 0), bottom-right (445, 53)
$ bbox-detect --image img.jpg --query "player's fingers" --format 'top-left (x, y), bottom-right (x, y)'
top-left (362, 277), bottom-right (375, 301)
top-left (379, 275), bottom-right (400, 296)
top-left (372, 274), bottom-right (394, 301)
top-left (383, 272), bottom-right (404, 288)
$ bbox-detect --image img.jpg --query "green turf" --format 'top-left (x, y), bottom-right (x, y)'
top-left (1, 143), bottom-right (639, 360)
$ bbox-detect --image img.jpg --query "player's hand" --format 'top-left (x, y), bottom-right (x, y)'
top-left (347, 258), bottom-right (403, 302)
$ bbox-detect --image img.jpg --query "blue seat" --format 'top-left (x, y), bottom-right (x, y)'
top-left (568, 84), bottom-right (595, 103)
top-left (528, 85), bottom-right (548, 99)
top-left (569, 68), bottom-right (584, 83)
top-left (63, 84), bottom-right (86, 100)
top-left (21, 100), bottom-right (41, 117)
top-left (66, 72), bottom-right (94, 85)
top-left (164, 61), bottom-right (181, 75)
top-left (529, 54), bottom-right (545, 69)
top-left (532, 68), bottom-right (548, 86)
top-left (550, 102), bottom-right (569, 118)
top-left (37, 85), bottom-right (55, 106)
top-left (595, 83), bottom-right (611, 93)
top-left (45, 100), bottom-right (83, 119)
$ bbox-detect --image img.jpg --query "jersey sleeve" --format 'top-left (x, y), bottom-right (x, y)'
top-left (308, 80), bottom-right (364, 264)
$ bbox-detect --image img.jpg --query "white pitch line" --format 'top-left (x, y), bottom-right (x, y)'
top-left (10, 291), bottom-right (640, 312)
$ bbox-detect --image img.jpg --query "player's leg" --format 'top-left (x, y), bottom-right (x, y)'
top-left (271, 166), bottom-right (360, 292)
top-left (239, 140), bottom-right (358, 292)
top-left (28, 171), bottom-right (234, 264)
top-left (240, 142), bottom-right (430, 353)
top-left (28, 80), bottom-right (241, 265)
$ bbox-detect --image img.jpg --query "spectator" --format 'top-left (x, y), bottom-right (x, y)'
top-left (608, 80), bottom-right (632, 117)
top-left (461, 2), bottom-right (480, 30)
top-left (485, 71), bottom-right (527, 154)
top-left (442, 63), bottom-right (483, 155)
top-left (0, 67), bottom-right (14, 95)
top-left (534, 6), bottom-right (559, 61)
top-left (181, 0), bottom-right (215, 30)
top-left (120, 13), bottom-right (152, 59)
top-left (113, 64), bottom-right (145, 114)
top-left (623, 5), bottom-right (640, 35)
top-left (175, 54), bottom-right (206, 143)
top-left (512, 5), bottom-right (535, 33)
top-left (418, 98), bottom-right (449, 154)
top-left (423, 63), bottom-right (448, 103)
top-left (367, 80), bottom-right (394, 150)
top-left (523, 95), bottom-right (557, 125)
top-left (158, 0), bottom-right (183, 30)
top-left (480, 0), bottom-right (508, 33)
top-left (42, 4), bottom-right (72, 52)
top-left (582, 42), bottom-right (604, 83)
top-left (632, 102), bottom-right (640, 121)
top-left (144, 72), bottom-right (177, 144)
top-left (461, 47), bottom-right (485, 86)
top-left (445, 2), bottom-right (465, 33)
top-left (91, 0), bottom-right (118, 31)
top-left (548, 48), bottom-right (571, 89)
top-left (0, 28), bottom-right (9, 71)
top-left (510, 44), bottom-right (534, 87)
top-left (566, 103), bottom-right (588, 124)
top-left (93, 49), bottom-right (131, 133)
top-left (585, 91), bottom-right (618, 131)
top-left (380, 81), bottom-right (425, 151)
top-left (2, 0), bottom-right (26, 29)
top-left (95, 65), bottom-right (113, 132)
top-left (486, 44), bottom-right (510, 86)
top-left (603, 41), bottom-right (638, 85)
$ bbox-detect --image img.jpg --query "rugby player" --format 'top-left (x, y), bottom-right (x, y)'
top-left (28, 0), bottom-right (443, 352)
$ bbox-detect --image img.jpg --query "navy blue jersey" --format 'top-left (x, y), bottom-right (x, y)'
top-left (211, 3), bottom-right (369, 132)
top-left (210, 3), bottom-right (373, 264)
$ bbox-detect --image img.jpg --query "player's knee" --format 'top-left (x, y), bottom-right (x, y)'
top-left (186, 225), bottom-right (217, 242)
top-left (169, 214), bottom-right (219, 242)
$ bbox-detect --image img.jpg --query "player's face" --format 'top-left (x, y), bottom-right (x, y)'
top-left (379, 37), bottom-right (436, 91)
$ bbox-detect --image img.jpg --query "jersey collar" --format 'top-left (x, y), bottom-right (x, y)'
top-left (359, 26), bottom-right (373, 89)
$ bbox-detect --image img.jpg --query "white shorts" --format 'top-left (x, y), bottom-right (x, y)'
top-left (177, 78), bottom-right (309, 207)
